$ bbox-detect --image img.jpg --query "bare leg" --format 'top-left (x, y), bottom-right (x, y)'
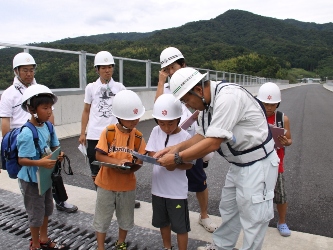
top-left (177, 232), bottom-right (188, 250)
top-left (196, 188), bottom-right (209, 218)
top-left (277, 203), bottom-right (288, 224)
top-left (160, 225), bottom-right (172, 249)
top-left (39, 216), bottom-right (49, 243)
top-left (96, 231), bottom-right (106, 250)
top-left (30, 227), bottom-right (41, 248)
top-left (118, 228), bottom-right (128, 244)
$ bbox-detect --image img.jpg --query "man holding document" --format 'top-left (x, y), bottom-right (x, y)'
top-left (155, 68), bottom-right (280, 250)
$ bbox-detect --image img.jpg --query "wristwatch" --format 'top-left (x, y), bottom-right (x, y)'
top-left (174, 152), bottom-right (183, 164)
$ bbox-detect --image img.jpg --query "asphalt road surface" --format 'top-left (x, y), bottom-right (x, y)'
top-left (58, 84), bottom-right (333, 238)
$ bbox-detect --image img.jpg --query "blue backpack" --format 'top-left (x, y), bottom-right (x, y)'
top-left (1, 121), bottom-right (54, 179)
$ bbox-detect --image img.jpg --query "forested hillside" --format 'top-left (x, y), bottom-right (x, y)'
top-left (1, 9), bottom-right (332, 89)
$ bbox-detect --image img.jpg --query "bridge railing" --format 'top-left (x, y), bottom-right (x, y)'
top-left (0, 42), bottom-right (289, 93)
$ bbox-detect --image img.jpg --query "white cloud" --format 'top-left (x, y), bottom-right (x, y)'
top-left (0, 0), bottom-right (332, 45)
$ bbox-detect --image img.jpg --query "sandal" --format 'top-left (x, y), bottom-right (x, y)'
top-left (29, 241), bottom-right (42, 250)
top-left (40, 238), bottom-right (69, 249)
top-left (277, 223), bottom-right (291, 237)
top-left (198, 214), bottom-right (218, 233)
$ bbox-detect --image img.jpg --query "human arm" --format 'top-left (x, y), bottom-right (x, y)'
top-left (18, 154), bottom-right (57, 169)
top-left (149, 151), bottom-right (192, 171)
top-left (154, 70), bottom-right (169, 101)
top-left (79, 103), bottom-right (91, 145)
top-left (1, 117), bottom-right (10, 136)
top-left (277, 115), bottom-right (292, 146)
top-left (154, 133), bottom-right (205, 159)
top-left (157, 137), bottom-right (224, 167)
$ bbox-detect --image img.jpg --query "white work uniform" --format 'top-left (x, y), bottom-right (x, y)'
top-left (0, 77), bottom-right (37, 130)
top-left (197, 82), bottom-right (279, 250)
top-left (84, 78), bottom-right (125, 140)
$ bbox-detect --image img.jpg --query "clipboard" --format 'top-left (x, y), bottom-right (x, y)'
top-left (132, 151), bottom-right (159, 165)
top-left (37, 147), bottom-right (61, 196)
top-left (180, 110), bottom-right (200, 130)
top-left (92, 161), bottom-right (132, 170)
top-left (269, 124), bottom-right (286, 148)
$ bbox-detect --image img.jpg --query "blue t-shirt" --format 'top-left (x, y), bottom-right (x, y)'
top-left (17, 123), bottom-right (60, 183)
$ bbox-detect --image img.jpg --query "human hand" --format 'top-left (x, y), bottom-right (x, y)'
top-left (78, 134), bottom-right (86, 145)
top-left (157, 153), bottom-right (176, 167)
top-left (153, 146), bottom-right (178, 159)
top-left (40, 154), bottom-right (57, 169)
top-left (277, 135), bottom-right (289, 146)
top-left (159, 70), bottom-right (169, 84)
top-left (57, 151), bottom-right (64, 162)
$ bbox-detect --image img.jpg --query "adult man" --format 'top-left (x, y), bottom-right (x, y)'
top-left (155, 67), bottom-right (279, 250)
top-left (155, 47), bottom-right (217, 233)
top-left (78, 51), bottom-right (141, 208)
top-left (0, 52), bottom-right (78, 213)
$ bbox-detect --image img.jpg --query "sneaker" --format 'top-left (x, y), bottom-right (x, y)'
top-left (197, 243), bottom-right (218, 250)
top-left (56, 201), bottom-right (78, 213)
top-left (198, 214), bottom-right (218, 233)
top-left (277, 223), bottom-right (291, 237)
top-left (135, 200), bottom-right (141, 209)
top-left (114, 241), bottom-right (127, 250)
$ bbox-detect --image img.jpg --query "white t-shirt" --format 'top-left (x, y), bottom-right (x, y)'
top-left (163, 83), bottom-right (197, 137)
top-left (84, 78), bottom-right (126, 140)
top-left (0, 77), bottom-right (37, 130)
top-left (146, 125), bottom-right (191, 199)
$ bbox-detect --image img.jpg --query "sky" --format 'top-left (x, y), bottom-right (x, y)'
top-left (0, 0), bottom-right (332, 45)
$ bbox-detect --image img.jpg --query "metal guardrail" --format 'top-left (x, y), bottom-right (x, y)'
top-left (0, 42), bottom-right (288, 93)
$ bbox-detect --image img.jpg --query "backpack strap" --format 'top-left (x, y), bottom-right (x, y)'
top-left (275, 111), bottom-right (284, 128)
top-left (106, 124), bottom-right (143, 152)
top-left (22, 121), bottom-right (43, 157)
top-left (22, 121), bottom-right (55, 157)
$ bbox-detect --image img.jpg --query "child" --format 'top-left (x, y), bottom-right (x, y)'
top-left (156, 47), bottom-right (217, 233)
top-left (146, 94), bottom-right (193, 250)
top-left (93, 90), bottom-right (146, 250)
top-left (257, 82), bottom-right (293, 237)
top-left (17, 84), bottom-right (68, 250)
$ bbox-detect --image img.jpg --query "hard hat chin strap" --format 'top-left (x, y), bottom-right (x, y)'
top-left (117, 119), bottom-right (132, 132)
top-left (14, 69), bottom-right (32, 87)
top-left (33, 113), bottom-right (44, 125)
top-left (189, 90), bottom-right (209, 110)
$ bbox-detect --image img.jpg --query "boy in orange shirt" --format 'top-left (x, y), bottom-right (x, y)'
top-left (93, 90), bottom-right (147, 250)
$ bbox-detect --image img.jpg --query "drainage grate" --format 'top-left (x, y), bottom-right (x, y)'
top-left (0, 203), bottom-right (118, 249)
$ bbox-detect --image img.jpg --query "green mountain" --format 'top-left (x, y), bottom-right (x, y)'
top-left (1, 9), bottom-right (333, 89)
top-left (51, 31), bottom-right (157, 44)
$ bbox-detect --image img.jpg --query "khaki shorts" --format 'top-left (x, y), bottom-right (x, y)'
top-left (93, 187), bottom-right (135, 232)
top-left (274, 173), bottom-right (287, 204)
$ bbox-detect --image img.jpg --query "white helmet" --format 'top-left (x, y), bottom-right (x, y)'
top-left (21, 84), bottom-right (57, 112)
top-left (94, 51), bottom-right (115, 67)
top-left (13, 52), bottom-right (37, 69)
top-left (112, 90), bottom-right (145, 120)
top-left (257, 82), bottom-right (281, 103)
top-left (170, 67), bottom-right (207, 101)
top-left (153, 94), bottom-right (182, 120)
top-left (160, 47), bottom-right (184, 68)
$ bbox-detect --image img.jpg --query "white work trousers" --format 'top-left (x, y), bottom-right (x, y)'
top-left (213, 151), bottom-right (279, 250)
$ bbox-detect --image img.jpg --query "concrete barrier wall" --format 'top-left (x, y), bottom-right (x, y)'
top-left (0, 82), bottom-right (305, 139)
